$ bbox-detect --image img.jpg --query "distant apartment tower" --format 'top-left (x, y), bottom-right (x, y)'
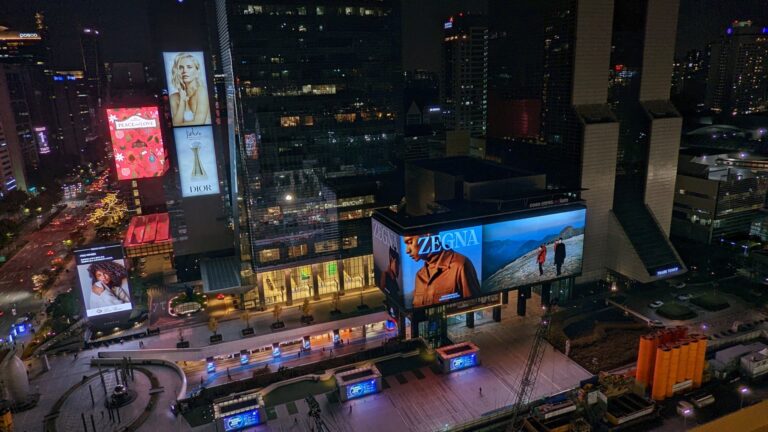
top-left (706, 21), bottom-right (768, 115)
top-left (441, 13), bottom-right (488, 138)
top-left (216, 1), bottom-right (403, 308)
top-left (50, 70), bottom-right (99, 165)
top-left (540, 0), bottom-right (684, 283)
top-left (0, 67), bottom-right (31, 194)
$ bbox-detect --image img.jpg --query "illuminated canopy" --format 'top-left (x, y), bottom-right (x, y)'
top-left (123, 213), bottom-right (172, 256)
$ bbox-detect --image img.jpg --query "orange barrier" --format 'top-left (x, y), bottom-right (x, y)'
top-left (693, 335), bottom-right (708, 388)
top-left (635, 335), bottom-right (654, 386)
top-left (666, 344), bottom-right (681, 397)
top-left (686, 339), bottom-right (698, 381)
top-left (651, 346), bottom-right (671, 401)
top-left (678, 340), bottom-right (690, 383)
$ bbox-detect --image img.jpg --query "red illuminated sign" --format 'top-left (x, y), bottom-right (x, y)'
top-left (107, 107), bottom-right (168, 180)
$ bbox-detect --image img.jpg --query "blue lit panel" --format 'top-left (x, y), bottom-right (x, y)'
top-left (240, 354), bottom-right (249, 365)
top-left (272, 344), bottom-right (281, 357)
top-left (223, 409), bottom-right (261, 431)
top-left (206, 362), bottom-right (215, 373)
top-left (449, 353), bottom-right (478, 371)
top-left (346, 379), bottom-right (378, 400)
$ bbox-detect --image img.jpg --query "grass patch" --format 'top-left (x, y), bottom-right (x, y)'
top-left (262, 377), bottom-right (336, 407)
top-left (325, 390), bottom-right (339, 404)
top-left (265, 406), bottom-right (277, 420)
top-left (567, 327), bottom-right (649, 373)
top-left (375, 349), bottom-right (435, 376)
top-left (286, 401), bottom-right (298, 415)
top-left (690, 293), bottom-right (730, 311)
top-left (719, 277), bottom-right (768, 306)
top-left (656, 302), bottom-right (697, 320)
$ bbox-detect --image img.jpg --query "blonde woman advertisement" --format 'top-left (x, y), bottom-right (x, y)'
top-left (165, 52), bottom-right (211, 127)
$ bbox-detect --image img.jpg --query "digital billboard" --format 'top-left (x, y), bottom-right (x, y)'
top-left (163, 51), bottom-right (211, 127)
top-left (74, 244), bottom-right (132, 317)
top-left (373, 207), bottom-right (587, 309)
top-left (174, 126), bottom-right (220, 197)
top-left (106, 107), bottom-right (168, 180)
top-left (33, 126), bottom-right (50, 155)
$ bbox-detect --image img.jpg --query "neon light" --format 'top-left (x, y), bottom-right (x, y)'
top-left (223, 410), bottom-right (261, 431)
top-left (449, 353), bottom-right (478, 371)
top-left (346, 379), bottom-right (378, 399)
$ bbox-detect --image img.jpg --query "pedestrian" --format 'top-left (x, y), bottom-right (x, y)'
top-left (349, 404), bottom-right (352, 414)
top-left (294, 417), bottom-right (298, 425)
top-left (298, 350), bottom-right (301, 358)
top-left (74, 352), bottom-right (78, 360)
top-left (479, 386), bottom-right (482, 396)
top-left (101, 411), bottom-right (104, 419)
top-left (322, 347), bottom-right (325, 353)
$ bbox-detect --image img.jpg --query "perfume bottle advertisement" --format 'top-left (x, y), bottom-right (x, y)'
top-left (173, 126), bottom-right (221, 197)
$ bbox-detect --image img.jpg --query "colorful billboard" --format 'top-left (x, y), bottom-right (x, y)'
top-left (373, 208), bottom-right (587, 309)
top-left (74, 244), bottom-right (132, 317)
top-left (174, 126), bottom-right (220, 197)
top-left (163, 51), bottom-right (211, 127)
top-left (106, 107), bottom-right (168, 180)
top-left (33, 126), bottom-right (50, 154)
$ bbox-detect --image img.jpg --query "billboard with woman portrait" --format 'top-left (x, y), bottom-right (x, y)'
top-left (163, 51), bottom-right (211, 127)
top-left (74, 244), bottom-right (133, 317)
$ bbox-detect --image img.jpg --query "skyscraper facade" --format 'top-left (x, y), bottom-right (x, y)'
top-left (216, 1), bottom-right (403, 307)
top-left (441, 13), bottom-right (488, 138)
top-left (706, 20), bottom-right (768, 115)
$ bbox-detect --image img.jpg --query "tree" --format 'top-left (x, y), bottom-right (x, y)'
top-left (240, 310), bottom-right (252, 329)
top-left (331, 292), bottom-right (341, 314)
top-left (272, 304), bottom-right (283, 324)
top-left (146, 286), bottom-right (163, 325)
top-left (208, 317), bottom-right (219, 336)
top-left (0, 190), bottom-right (29, 214)
top-left (88, 193), bottom-right (127, 228)
top-left (299, 297), bottom-right (311, 318)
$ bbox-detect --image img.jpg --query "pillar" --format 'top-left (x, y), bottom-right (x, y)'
top-left (283, 269), bottom-right (293, 306)
top-left (465, 312), bottom-right (475, 328)
top-left (517, 290), bottom-right (527, 316)
top-left (501, 291), bottom-right (509, 305)
top-left (256, 272), bottom-right (266, 308)
top-left (362, 257), bottom-right (371, 287)
top-left (540, 283), bottom-right (551, 306)
top-left (492, 306), bottom-right (501, 322)
top-left (311, 264), bottom-right (321, 300)
top-left (337, 259), bottom-right (345, 295)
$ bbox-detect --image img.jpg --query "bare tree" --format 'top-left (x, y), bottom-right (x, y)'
top-left (208, 317), bottom-right (219, 336)
top-left (240, 310), bottom-right (252, 329)
top-left (331, 292), bottom-right (341, 313)
top-left (272, 304), bottom-right (283, 324)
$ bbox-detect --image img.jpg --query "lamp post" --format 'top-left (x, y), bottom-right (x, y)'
top-left (682, 408), bottom-right (692, 429)
top-left (739, 386), bottom-right (750, 409)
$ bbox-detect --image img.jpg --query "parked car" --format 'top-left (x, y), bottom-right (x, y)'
top-left (674, 282), bottom-right (687, 289)
top-left (690, 392), bottom-right (715, 408)
top-left (649, 300), bottom-right (664, 308)
top-left (648, 320), bottom-right (664, 328)
top-left (677, 400), bottom-right (694, 416)
top-left (677, 294), bottom-right (693, 301)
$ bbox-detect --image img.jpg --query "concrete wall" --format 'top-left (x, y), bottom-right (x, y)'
top-left (607, 213), bottom-right (652, 282)
top-left (571, 0), bottom-right (614, 106)
top-left (645, 116), bottom-right (684, 237)
top-left (639, 0), bottom-right (680, 102)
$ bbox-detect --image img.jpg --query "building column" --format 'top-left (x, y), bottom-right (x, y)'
top-left (283, 269), bottom-right (293, 306)
top-left (541, 282), bottom-right (551, 306)
top-left (337, 259), bottom-right (345, 295)
top-left (362, 258), bottom-right (370, 287)
top-left (465, 312), bottom-right (475, 328)
top-left (256, 272), bottom-right (266, 309)
top-left (492, 306), bottom-right (501, 322)
top-left (362, 323), bottom-right (367, 339)
top-left (501, 291), bottom-right (509, 305)
top-left (311, 264), bottom-right (321, 300)
top-left (517, 290), bottom-right (527, 316)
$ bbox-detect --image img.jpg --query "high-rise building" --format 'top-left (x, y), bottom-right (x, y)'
top-left (536, 0), bottom-right (684, 283)
top-left (441, 13), bottom-right (488, 138)
top-left (50, 70), bottom-right (99, 165)
top-left (706, 21), bottom-right (768, 115)
top-left (215, 1), bottom-right (403, 308)
top-left (0, 66), bottom-right (30, 195)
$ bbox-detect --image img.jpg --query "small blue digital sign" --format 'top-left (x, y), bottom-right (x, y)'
top-left (206, 360), bottom-right (215, 373)
top-left (449, 353), bottom-right (478, 371)
top-left (272, 343), bottom-right (280, 357)
top-left (223, 409), bottom-right (261, 431)
top-left (346, 379), bottom-right (378, 400)
top-left (240, 353), bottom-right (249, 365)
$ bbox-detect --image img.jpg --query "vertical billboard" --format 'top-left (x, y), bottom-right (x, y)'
top-left (106, 107), bottom-right (168, 180)
top-left (163, 51), bottom-right (211, 127)
top-left (373, 207), bottom-right (587, 309)
top-left (74, 244), bottom-right (132, 317)
top-left (33, 126), bottom-right (50, 154)
top-left (174, 126), bottom-right (220, 197)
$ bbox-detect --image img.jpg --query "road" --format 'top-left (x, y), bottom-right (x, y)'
top-left (0, 202), bottom-right (93, 339)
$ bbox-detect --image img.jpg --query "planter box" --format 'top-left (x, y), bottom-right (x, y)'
top-left (301, 315), bottom-right (314, 325)
top-left (270, 321), bottom-right (285, 330)
top-left (210, 334), bottom-right (223, 343)
top-left (241, 328), bottom-right (254, 336)
top-left (176, 341), bottom-right (190, 349)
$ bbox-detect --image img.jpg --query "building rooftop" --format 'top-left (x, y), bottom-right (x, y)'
top-left (123, 212), bottom-right (171, 247)
top-left (409, 156), bottom-right (534, 183)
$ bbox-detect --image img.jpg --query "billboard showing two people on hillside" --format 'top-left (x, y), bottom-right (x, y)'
top-left (373, 208), bottom-right (586, 309)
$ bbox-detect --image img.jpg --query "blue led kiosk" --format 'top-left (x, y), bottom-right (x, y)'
top-left (215, 393), bottom-right (266, 431)
top-left (436, 342), bottom-right (480, 373)
top-left (335, 364), bottom-right (382, 402)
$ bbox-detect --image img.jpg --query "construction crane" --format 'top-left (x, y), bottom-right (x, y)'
top-left (507, 305), bottom-right (553, 431)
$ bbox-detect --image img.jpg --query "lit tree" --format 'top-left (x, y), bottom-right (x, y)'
top-left (331, 292), bottom-right (341, 314)
top-left (88, 193), bottom-right (128, 228)
top-left (208, 317), bottom-right (219, 336)
top-left (299, 297), bottom-right (312, 318)
top-left (272, 304), bottom-right (283, 324)
top-left (240, 310), bottom-right (252, 329)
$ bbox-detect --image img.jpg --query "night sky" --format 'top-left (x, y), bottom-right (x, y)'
top-left (0, 0), bottom-right (765, 72)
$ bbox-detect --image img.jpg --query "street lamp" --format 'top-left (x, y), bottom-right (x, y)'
top-left (682, 408), bottom-right (692, 429)
top-left (739, 386), bottom-right (750, 408)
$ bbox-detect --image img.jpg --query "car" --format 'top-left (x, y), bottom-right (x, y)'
top-left (0, 310), bottom-right (4, 317)
top-left (649, 300), bottom-right (664, 308)
top-left (677, 400), bottom-right (694, 416)
top-left (690, 392), bottom-right (715, 408)
top-left (43, 242), bottom-right (53, 247)
top-left (46, 250), bottom-right (55, 256)
top-left (216, 293), bottom-right (225, 300)
top-left (648, 320), bottom-right (664, 328)
top-left (677, 294), bottom-right (693, 301)
top-left (674, 282), bottom-right (687, 289)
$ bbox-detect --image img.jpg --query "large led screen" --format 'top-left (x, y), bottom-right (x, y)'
top-left (373, 208), bottom-right (587, 309)
top-left (107, 107), bottom-right (168, 180)
top-left (174, 126), bottom-right (220, 197)
top-left (34, 126), bottom-right (50, 155)
top-left (74, 244), bottom-right (132, 317)
top-left (163, 51), bottom-right (211, 127)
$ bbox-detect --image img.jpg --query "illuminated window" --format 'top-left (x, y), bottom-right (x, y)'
top-left (259, 248), bottom-right (280, 263)
top-left (340, 209), bottom-right (363, 220)
top-left (342, 236), bottom-right (358, 249)
top-left (134, 199), bottom-right (140, 206)
top-left (344, 7), bottom-right (355, 15)
top-left (297, 6), bottom-right (307, 15)
top-left (243, 5), bottom-right (263, 15)
top-left (316, 6), bottom-right (325, 15)
top-left (288, 244), bottom-right (308, 258)
top-left (131, 180), bottom-right (138, 187)
top-left (298, 25), bottom-right (307, 32)
top-left (334, 113), bottom-right (356, 123)
top-left (132, 190), bottom-right (139, 197)
top-left (302, 116), bottom-right (314, 126)
top-left (280, 116), bottom-right (300, 127)
top-left (314, 240), bottom-right (339, 253)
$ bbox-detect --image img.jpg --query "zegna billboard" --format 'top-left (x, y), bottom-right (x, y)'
top-left (373, 207), bottom-right (587, 309)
